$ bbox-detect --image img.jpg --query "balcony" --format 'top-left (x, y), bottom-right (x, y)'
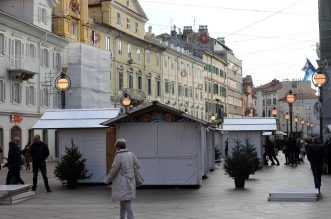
top-left (8, 56), bottom-right (38, 81)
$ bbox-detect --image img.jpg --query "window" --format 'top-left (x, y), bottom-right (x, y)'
top-left (11, 83), bottom-right (21, 103)
top-left (128, 44), bottom-right (131, 58)
top-left (147, 78), bottom-right (152, 95)
top-left (156, 54), bottom-right (160, 67)
top-left (41, 87), bottom-right (49, 107)
top-left (128, 74), bottom-right (133, 89)
top-left (118, 71), bottom-right (123, 90)
top-left (53, 52), bottom-right (61, 69)
top-left (71, 20), bottom-right (78, 36)
top-left (137, 75), bottom-right (142, 90)
top-left (41, 48), bottom-right (49, 67)
top-left (171, 81), bottom-right (175, 94)
top-left (156, 80), bottom-right (161, 97)
top-left (0, 80), bottom-right (5, 102)
top-left (0, 33), bottom-right (4, 54)
top-left (29, 44), bottom-right (36, 59)
top-left (117, 40), bottom-right (122, 55)
top-left (105, 36), bottom-right (111, 51)
top-left (38, 7), bottom-right (47, 25)
top-left (136, 47), bottom-right (141, 61)
top-left (135, 22), bottom-right (139, 33)
top-left (126, 18), bottom-right (130, 30)
top-left (165, 80), bottom-right (169, 93)
top-left (26, 85), bottom-right (35, 105)
top-left (117, 12), bottom-right (121, 25)
top-left (178, 83), bottom-right (182, 96)
top-left (266, 99), bottom-right (271, 106)
top-left (164, 57), bottom-right (168, 67)
top-left (147, 51), bottom-right (152, 65)
top-left (273, 98), bottom-right (276, 105)
top-left (213, 83), bottom-right (219, 95)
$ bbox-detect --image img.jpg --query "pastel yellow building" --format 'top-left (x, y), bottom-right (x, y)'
top-left (203, 51), bottom-right (227, 121)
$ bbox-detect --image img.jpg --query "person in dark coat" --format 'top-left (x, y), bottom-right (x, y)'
top-left (288, 135), bottom-right (297, 165)
top-left (30, 135), bottom-right (51, 192)
top-left (266, 137), bottom-right (280, 166)
top-left (307, 138), bottom-right (324, 193)
top-left (6, 141), bottom-right (24, 185)
top-left (283, 137), bottom-right (290, 165)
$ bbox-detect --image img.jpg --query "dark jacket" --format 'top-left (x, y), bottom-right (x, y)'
top-left (30, 142), bottom-right (49, 162)
top-left (307, 143), bottom-right (324, 165)
top-left (8, 142), bottom-right (22, 168)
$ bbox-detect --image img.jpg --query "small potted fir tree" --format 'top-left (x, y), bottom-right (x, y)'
top-left (223, 143), bottom-right (252, 189)
top-left (54, 141), bottom-right (91, 189)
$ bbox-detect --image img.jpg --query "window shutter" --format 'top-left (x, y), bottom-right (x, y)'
top-left (26, 44), bottom-right (29, 57)
top-left (26, 86), bottom-right (29, 105)
top-left (38, 7), bottom-right (42, 22)
top-left (19, 84), bottom-right (22, 103)
top-left (4, 36), bottom-right (8, 54)
top-left (3, 82), bottom-right (5, 101)
top-left (33, 87), bottom-right (36, 105)
top-left (10, 83), bottom-right (13, 103)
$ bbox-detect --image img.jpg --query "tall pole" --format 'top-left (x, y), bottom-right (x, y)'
top-left (289, 103), bottom-right (293, 135)
top-left (319, 87), bottom-right (323, 141)
top-left (61, 91), bottom-right (65, 109)
top-left (286, 119), bottom-right (289, 135)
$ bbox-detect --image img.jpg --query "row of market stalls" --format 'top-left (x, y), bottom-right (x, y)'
top-left (33, 101), bottom-right (277, 186)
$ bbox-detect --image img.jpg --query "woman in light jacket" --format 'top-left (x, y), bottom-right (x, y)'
top-left (105, 139), bottom-right (140, 219)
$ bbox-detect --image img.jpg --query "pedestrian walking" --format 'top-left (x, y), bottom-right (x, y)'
top-left (22, 141), bottom-right (32, 170)
top-left (104, 139), bottom-right (140, 219)
top-left (307, 137), bottom-right (324, 193)
top-left (224, 139), bottom-right (229, 157)
top-left (283, 138), bottom-right (290, 165)
top-left (288, 135), bottom-right (297, 166)
top-left (5, 141), bottom-right (25, 185)
top-left (266, 137), bottom-right (280, 166)
top-left (30, 135), bottom-right (51, 192)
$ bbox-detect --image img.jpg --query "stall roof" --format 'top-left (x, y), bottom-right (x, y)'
top-left (101, 101), bottom-right (208, 126)
top-left (33, 108), bottom-right (120, 129)
top-left (221, 117), bottom-right (277, 131)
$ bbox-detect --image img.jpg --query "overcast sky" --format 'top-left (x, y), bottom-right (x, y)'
top-left (140, 0), bottom-right (319, 86)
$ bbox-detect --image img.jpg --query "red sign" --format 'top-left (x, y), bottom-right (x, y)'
top-left (11, 115), bottom-right (23, 122)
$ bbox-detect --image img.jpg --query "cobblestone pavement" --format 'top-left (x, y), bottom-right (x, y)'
top-left (1, 156), bottom-right (331, 219)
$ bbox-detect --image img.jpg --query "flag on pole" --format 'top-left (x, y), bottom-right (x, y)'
top-left (302, 58), bottom-right (316, 82)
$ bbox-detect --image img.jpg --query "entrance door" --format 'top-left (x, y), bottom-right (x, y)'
top-left (106, 128), bottom-right (117, 173)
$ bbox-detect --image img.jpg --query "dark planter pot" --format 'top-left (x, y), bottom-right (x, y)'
top-left (234, 177), bottom-right (245, 189)
top-left (67, 179), bottom-right (78, 189)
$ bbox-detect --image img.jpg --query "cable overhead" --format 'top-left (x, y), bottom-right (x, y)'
top-left (140, 0), bottom-right (315, 16)
top-left (224, 0), bottom-right (306, 37)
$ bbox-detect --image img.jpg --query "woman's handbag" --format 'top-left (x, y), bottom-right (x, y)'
top-left (134, 167), bottom-right (144, 187)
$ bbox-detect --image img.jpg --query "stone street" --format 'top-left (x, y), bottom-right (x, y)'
top-left (1, 157), bottom-right (331, 219)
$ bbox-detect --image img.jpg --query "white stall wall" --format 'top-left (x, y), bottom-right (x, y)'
top-left (58, 129), bottom-right (106, 183)
top-left (224, 132), bottom-right (264, 159)
top-left (117, 123), bottom-right (203, 185)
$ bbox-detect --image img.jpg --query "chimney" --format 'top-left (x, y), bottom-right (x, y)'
top-left (171, 25), bottom-right (177, 37)
top-left (148, 26), bottom-right (152, 33)
top-left (217, 37), bottom-right (225, 44)
top-left (198, 25), bottom-right (208, 35)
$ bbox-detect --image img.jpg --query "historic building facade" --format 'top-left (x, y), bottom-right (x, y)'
top-left (0, 2), bottom-right (68, 161)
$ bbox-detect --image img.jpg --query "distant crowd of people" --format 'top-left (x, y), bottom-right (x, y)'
top-left (0, 135), bottom-right (52, 192)
top-left (263, 134), bottom-right (331, 193)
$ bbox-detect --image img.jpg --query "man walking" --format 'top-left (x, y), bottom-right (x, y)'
top-left (30, 135), bottom-right (51, 192)
top-left (307, 137), bottom-right (324, 193)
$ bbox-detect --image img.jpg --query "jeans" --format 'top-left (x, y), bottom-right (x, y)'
top-left (32, 161), bottom-right (50, 190)
top-left (311, 163), bottom-right (323, 189)
top-left (120, 200), bottom-right (134, 219)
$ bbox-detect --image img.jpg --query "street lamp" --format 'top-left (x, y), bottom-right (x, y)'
top-left (285, 112), bottom-right (290, 135)
top-left (54, 72), bottom-right (71, 109)
top-left (286, 90), bottom-right (297, 136)
top-left (301, 118), bottom-right (305, 137)
top-left (294, 116), bottom-right (299, 134)
top-left (120, 93), bottom-right (132, 107)
top-left (271, 107), bottom-right (278, 117)
top-left (310, 123), bottom-right (314, 136)
top-left (210, 113), bottom-right (217, 122)
top-left (312, 67), bottom-right (329, 141)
